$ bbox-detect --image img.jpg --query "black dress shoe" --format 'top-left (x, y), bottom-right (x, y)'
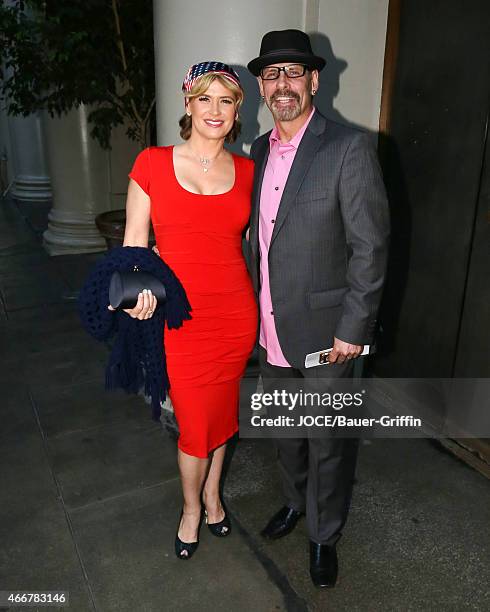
top-left (309, 541), bottom-right (338, 588)
top-left (261, 506), bottom-right (303, 540)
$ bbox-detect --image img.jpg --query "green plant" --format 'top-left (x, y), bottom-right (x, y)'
top-left (0, 0), bottom-right (155, 149)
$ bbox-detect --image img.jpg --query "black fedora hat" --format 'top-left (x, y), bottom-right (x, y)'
top-left (248, 29), bottom-right (326, 76)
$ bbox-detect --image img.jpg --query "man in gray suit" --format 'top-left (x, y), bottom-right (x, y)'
top-left (247, 30), bottom-right (390, 587)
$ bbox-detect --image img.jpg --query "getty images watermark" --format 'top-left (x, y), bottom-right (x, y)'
top-left (239, 378), bottom-right (490, 439)
top-left (249, 389), bottom-right (420, 429)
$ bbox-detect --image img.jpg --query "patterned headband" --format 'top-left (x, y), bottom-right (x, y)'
top-left (182, 61), bottom-right (242, 93)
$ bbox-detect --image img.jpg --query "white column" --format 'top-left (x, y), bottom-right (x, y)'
top-left (6, 112), bottom-right (52, 203)
top-left (42, 105), bottom-right (110, 255)
top-left (42, 104), bottom-right (141, 255)
top-left (153, 0), bottom-right (306, 151)
top-left (2, 0), bottom-right (52, 202)
top-left (153, 0), bottom-right (388, 147)
top-left (316, 0), bottom-right (389, 131)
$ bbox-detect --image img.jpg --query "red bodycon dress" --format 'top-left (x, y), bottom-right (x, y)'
top-left (129, 146), bottom-right (258, 458)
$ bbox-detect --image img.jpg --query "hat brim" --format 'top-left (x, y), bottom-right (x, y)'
top-left (247, 51), bottom-right (326, 76)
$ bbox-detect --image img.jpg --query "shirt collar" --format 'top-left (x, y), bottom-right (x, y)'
top-left (269, 106), bottom-right (316, 151)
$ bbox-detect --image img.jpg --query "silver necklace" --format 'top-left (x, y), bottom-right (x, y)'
top-left (189, 148), bottom-right (222, 173)
top-left (199, 156), bottom-right (213, 173)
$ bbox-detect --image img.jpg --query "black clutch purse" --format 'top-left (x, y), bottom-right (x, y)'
top-left (109, 270), bottom-right (167, 309)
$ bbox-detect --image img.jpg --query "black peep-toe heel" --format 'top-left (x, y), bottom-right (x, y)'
top-left (175, 509), bottom-right (203, 560)
top-left (204, 503), bottom-right (231, 537)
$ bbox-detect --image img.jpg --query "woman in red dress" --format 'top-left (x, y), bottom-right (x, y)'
top-left (120, 63), bottom-right (257, 559)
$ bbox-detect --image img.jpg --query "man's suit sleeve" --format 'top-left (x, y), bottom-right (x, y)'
top-left (335, 132), bottom-right (390, 345)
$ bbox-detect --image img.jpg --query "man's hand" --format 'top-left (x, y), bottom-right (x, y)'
top-left (328, 337), bottom-right (363, 364)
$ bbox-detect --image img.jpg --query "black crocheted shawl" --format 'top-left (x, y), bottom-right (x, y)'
top-left (78, 246), bottom-right (192, 420)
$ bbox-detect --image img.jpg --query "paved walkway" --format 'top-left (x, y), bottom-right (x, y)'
top-left (1, 197), bottom-right (489, 611)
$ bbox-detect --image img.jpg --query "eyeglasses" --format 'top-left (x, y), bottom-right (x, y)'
top-left (260, 64), bottom-right (308, 80)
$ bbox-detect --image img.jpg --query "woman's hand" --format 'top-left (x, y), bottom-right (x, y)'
top-left (108, 289), bottom-right (158, 319)
top-left (152, 244), bottom-right (161, 257)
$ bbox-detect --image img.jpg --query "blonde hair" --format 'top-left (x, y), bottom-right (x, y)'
top-left (179, 73), bottom-right (243, 143)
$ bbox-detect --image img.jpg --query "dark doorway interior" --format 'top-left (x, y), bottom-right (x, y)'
top-left (375, 0), bottom-right (490, 379)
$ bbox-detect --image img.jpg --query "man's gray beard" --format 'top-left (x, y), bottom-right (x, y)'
top-left (270, 101), bottom-right (302, 122)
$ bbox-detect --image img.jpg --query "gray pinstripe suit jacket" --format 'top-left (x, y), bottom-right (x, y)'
top-left (249, 109), bottom-right (390, 368)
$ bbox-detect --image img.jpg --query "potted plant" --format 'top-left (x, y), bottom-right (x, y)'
top-left (0, 0), bottom-right (156, 249)
top-left (0, 0), bottom-right (156, 149)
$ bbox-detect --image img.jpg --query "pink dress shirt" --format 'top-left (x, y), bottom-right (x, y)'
top-left (258, 107), bottom-right (316, 366)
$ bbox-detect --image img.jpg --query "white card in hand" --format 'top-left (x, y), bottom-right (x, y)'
top-left (304, 345), bottom-right (371, 368)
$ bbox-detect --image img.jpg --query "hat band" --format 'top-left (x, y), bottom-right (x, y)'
top-left (262, 47), bottom-right (313, 54)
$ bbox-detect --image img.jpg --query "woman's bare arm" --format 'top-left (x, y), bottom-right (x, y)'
top-left (123, 179), bottom-right (151, 247)
top-left (109, 178), bottom-right (156, 319)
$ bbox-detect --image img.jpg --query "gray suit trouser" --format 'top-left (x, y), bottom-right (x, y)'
top-left (259, 347), bottom-right (359, 546)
